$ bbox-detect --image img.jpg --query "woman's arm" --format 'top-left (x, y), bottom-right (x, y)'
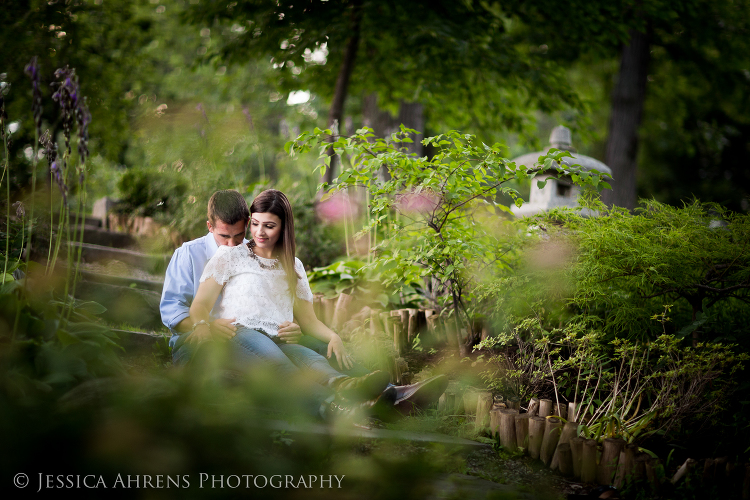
top-left (187, 278), bottom-right (231, 343)
top-left (293, 299), bottom-right (353, 370)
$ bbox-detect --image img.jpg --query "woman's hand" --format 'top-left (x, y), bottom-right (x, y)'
top-left (277, 321), bottom-right (302, 344)
top-left (326, 334), bottom-right (353, 371)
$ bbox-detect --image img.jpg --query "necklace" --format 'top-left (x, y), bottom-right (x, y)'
top-left (248, 245), bottom-right (280, 270)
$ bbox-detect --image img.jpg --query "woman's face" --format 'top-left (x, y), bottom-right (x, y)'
top-left (250, 212), bottom-right (282, 254)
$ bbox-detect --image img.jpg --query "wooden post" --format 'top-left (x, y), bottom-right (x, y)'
top-left (558, 443), bottom-right (573, 477)
top-left (527, 398), bottom-right (540, 417)
top-left (614, 444), bottom-right (637, 489)
top-left (528, 416), bottom-right (546, 460)
top-left (581, 439), bottom-right (598, 483)
top-left (322, 297), bottom-right (337, 326)
top-left (407, 308), bottom-right (418, 342)
top-left (313, 294), bottom-right (323, 319)
top-left (550, 421), bottom-right (578, 470)
top-left (393, 357), bottom-right (408, 385)
top-left (426, 315), bottom-right (440, 341)
top-left (515, 413), bottom-right (531, 449)
top-left (540, 417), bottom-right (562, 466)
top-left (475, 392), bottom-right (493, 430)
top-left (489, 408), bottom-right (502, 437)
top-left (570, 437), bottom-right (584, 479)
top-left (633, 452), bottom-right (649, 481)
top-left (742, 464), bottom-right (750, 500)
top-left (444, 391), bottom-right (456, 414)
top-left (416, 309), bottom-right (426, 336)
top-left (553, 402), bottom-right (567, 420)
top-left (567, 401), bottom-right (578, 422)
top-left (379, 312), bottom-right (391, 341)
top-left (393, 308), bottom-right (409, 329)
top-left (463, 391), bottom-right (479, 416)
top-left (538, 399), bottom-right (553, 417)
top-left (598, 438), bottom-right (626, 485)
top-left (715, 457), bottom-right (728, 479)
top-left (393, 319), bottom-right (406, 356)
top-left (498, 409), bottom-right (519, 450)
top-left (672, 458), bottom-right (696, 485)
top-left (703, 458), bottom-right (716, 484)
top-left (369, 309), bottom-right (382, 335)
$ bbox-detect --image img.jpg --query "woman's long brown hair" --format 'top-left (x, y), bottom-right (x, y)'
top-left (249, 189), bottom-right (300, 296)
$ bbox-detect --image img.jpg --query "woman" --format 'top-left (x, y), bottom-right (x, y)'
top-left (186, 189), bottom-right (391, 412)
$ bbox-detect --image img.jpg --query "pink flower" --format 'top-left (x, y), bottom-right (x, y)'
top-left (317, 193), bottom-right (355, 222)
top-left (395, 190), bottom-right (439, 214)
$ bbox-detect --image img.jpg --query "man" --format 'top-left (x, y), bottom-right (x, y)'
top-left (160, 189), bottom-right (447, 416)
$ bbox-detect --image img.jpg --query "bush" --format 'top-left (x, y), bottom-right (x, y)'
top-left (116, 167), bottom-right (189, 219)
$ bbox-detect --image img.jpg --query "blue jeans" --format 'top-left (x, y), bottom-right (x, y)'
top-left (230, 327), bottom-right (346, 386)
top-left (172, 327), bottom-right (344, 418)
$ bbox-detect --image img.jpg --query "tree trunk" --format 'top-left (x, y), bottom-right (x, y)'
top-left (397, 101), bottom-right (424, 157)
top-left (324, 0), bottom-right (363, 185)
top-left (362, 93), bottom-right (424, 181)
top-left (602, 27), bottom-right (651, 210)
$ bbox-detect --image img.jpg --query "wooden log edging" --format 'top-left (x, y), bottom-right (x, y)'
top-left (540, 417), bottom-right (562, 466)
top-left (475, 392), bottom-right (493, 431)
top-left (581, 439), bottom-right (598, 483)
top-left (499, 409), bottom-right (519, 449)
top-left (528, 417), bottom-right (546, 459)
top-left (597, 438), bottom-right (626, 485)
top-left (460, 395), bottom-right (750, 496)
top-left (550, 421), bottom-right (578, 471)
top-left (515, 413), bottom-right (531, 449)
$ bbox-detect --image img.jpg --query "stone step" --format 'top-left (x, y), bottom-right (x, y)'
top-left (113, 329), bottom-right (170, 369)
top-left (57, 213), bottom-right (103, 228)
top-left (78, 269), bottom-right (163, 293)
top-left (71, 242), bottom-right (170, 274)
top-left (80, 226), bottom-right (137, 248)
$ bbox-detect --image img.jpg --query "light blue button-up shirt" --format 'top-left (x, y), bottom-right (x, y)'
top-left (161, 233), bottom-right (247, 348)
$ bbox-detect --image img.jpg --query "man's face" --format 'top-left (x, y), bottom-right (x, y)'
top-left (207, 218), bottom-right (248, 247)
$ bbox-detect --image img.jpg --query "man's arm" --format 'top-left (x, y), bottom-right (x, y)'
top-left (160, 244), bottom-right (237, 337)
top-left (160, 246), bottom-right (195, 334)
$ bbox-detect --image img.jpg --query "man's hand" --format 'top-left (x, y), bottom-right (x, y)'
top-left (276, 321), bottom-right (302, 344)
top-left (186, 318), bottom-right (236, 344)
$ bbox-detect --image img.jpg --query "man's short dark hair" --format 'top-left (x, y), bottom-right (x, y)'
top-left (207, 190), bottom-right (249, 225)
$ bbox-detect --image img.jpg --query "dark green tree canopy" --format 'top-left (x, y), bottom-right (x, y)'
top-left (184, 0), bottom-right (582, 141)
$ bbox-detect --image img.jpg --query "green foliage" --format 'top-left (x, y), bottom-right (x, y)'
top-left (479, 316), bottom-right (748, 446)
top-left (116, 167), bottom-right (188, 218)
top-left (290, 125), bottom-right (605, 335)
top-left (535, 199), bottom-right (750, 342)
top-left (184, 0), bottom-right (585, 145)
top-left (306, 259), bottom-right (366, 298)
top-left (0, 283), bottom-right (124, 396)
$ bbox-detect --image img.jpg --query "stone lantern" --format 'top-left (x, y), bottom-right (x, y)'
top-left (511, 125), bottom-right (612, 217)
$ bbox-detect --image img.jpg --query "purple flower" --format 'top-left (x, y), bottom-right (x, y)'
top-left (24, 56), bottom-right (42, 138)
top-left (243, 106), bottom-right (255, 131)
top-left (51, 66), bottom-right (77, 155)
top-left (12, 201), bottom-right (25, 219)
top-left (76, 97), bottom-right (90, 165)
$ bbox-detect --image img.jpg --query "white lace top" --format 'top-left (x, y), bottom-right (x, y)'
top-left (199, 244), bottom-right (313, 337)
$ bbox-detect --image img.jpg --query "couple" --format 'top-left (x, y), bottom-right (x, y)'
top-left (159, 189), bottom-right (447, 421)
